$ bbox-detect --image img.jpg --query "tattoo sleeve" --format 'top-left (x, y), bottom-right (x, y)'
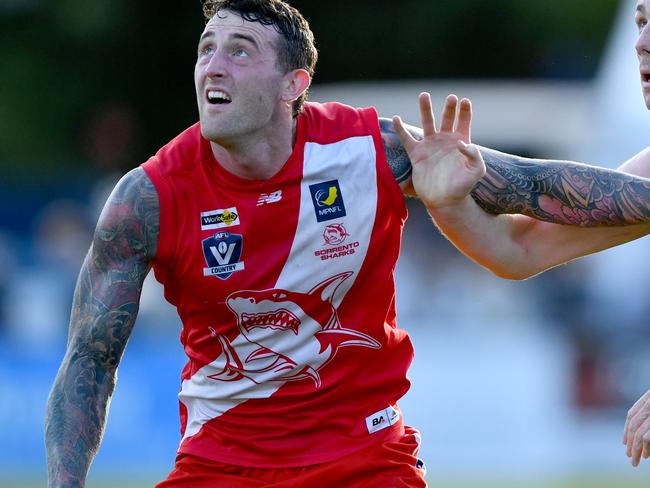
top-left (472, 147), bottom-right (650, 226)
top-left (45, 168), bottom-right (159, 488)
top-left (379, 118), bottom-right (415, 184)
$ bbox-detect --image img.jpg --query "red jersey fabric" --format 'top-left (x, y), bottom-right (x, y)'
top-left (142, 102), bottom-right (414, 468)
top-left (155, 427), bottom-right (426, 487)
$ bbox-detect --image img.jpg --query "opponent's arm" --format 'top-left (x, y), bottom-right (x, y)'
top-left (473, 146), bottom-right (650, 227)
top-left (45, 168), bottom-right (159, 488)
top-left (381, 93), bottom-right (650, 279)
top-left (455, 146), bottom-right (650, 278)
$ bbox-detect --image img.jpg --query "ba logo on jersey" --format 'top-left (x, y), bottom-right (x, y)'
top-left (202, 232), bottom-right (245, 280)
top-left (365, 405), bottom-right (400, 434)
top-left (309, 180), bottom-right (346, 222)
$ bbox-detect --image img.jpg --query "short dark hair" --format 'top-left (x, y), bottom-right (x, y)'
top-left (202, 0), bottom-right (317, 117)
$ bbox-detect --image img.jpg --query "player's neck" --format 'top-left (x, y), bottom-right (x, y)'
top-left (210, 117), bottom-right (297, 180)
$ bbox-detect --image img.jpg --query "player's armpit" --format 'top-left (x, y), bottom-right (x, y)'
top-left (45, 167), bottom-right (159, 487)
top-left (472, 147), bottom-right (650, 227)
top-left (379, 117), bottom-right (419, 194)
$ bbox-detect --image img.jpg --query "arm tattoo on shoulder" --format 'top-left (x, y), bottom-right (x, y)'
top-left (45, 167), bottom-right (159, 487)
top-left (379, 117), bottom-right (415, 184)
top-left (471, 147), bottom-right (650, 226)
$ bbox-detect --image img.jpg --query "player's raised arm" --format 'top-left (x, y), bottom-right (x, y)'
top-left (382, 93), bottom-right (650, 279)
top-left (386, 92), bottom-right (650, 226)
top-left (45, 167), bottom-right (159, 487)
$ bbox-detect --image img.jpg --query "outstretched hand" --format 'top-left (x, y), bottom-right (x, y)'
top-left (624, 390), bottom-right (650, 466)
top-left (392, 93), bottom-right (485, 209)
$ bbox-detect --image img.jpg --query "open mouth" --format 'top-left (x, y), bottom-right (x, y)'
top-left (241, 309), bottom-right (300, 335)
top-left (207, 90), bottom-right (232, 105)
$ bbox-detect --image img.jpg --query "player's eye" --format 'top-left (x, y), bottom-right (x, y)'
top-left (637, 17), bottom-right (648, 31)
top-left (233, 48), bottom-right (249, 58)
top-left (198, 45), bottom-right (214, 57)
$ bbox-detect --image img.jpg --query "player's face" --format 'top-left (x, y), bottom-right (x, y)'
top-left (636, 0), bottom-right (650, 109)
top-left (195, 10), bottom-right (288, 143)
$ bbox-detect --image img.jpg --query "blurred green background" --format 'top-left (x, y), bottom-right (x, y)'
top-left (0, 0), bottom-right (618, 177)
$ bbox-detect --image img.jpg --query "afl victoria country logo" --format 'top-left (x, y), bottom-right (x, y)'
top-left (202, 232), bottom-right (245, 280)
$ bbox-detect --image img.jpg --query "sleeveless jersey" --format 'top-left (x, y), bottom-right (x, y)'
top-left (142, 102), bottom-right (414, 468)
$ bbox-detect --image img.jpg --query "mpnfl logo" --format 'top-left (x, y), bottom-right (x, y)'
top-left (365, 405), bottom-right (400, 434)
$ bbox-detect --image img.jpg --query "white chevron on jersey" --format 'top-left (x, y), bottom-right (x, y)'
top-left (179, 136), bottom-right (379, 441)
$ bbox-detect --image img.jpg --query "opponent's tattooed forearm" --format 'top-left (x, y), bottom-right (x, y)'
top-left (379, 118), bottom-right (416, 184)
top-left (472, 148), bottom-right (650, 226)
top-left (45, 168), bottom-right (159, 488)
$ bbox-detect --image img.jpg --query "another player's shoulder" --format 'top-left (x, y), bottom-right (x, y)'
top-left (618, 146), bottom-right (650, 177)
top-left (95, 167), bottom-right (159, 261)
top-left (377, 117), bottom-right (418, 189)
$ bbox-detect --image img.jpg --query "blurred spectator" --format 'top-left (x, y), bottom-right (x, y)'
top-left (0, 231), bottom-right (19, 334)
top-left (81, 102), bottom-right (143, 218)
top-left (4, 200), bottom-right (91, 348)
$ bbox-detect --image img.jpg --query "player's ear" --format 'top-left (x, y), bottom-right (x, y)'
top-left (281, 68), bottom-right (311, 104)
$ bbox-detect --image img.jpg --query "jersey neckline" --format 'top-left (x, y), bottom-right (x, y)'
top-left (199, 114), bottom-right (307, 193)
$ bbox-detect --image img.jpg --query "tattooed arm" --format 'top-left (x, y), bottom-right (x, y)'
top-left (452, 149), bottom-right (650, 279)
top-left (45, 168), bottom-right (159, 487)
top-left (382, 94), bottom-right (650, 279)
top-left (473, 147), bottom-right (650, 226)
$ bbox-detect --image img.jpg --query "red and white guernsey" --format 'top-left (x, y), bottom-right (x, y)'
top-left (142, 102), bottom-right (415, 468)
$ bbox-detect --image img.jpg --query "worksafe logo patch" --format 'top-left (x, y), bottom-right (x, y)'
top-left (202, 232), bottom-right (245, 280)
top-left (309, 180), bottom-right (346, 223)
top-left (200, 207), bottom-right (240, 230)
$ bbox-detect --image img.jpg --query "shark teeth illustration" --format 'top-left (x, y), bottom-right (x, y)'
top-left (241, 309), bottom-right (300, 335)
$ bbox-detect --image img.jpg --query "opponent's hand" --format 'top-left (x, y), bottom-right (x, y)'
top-left (392, 93), bottom-right (486, 209)
top-left (624, 389), bottom-right (650, 466)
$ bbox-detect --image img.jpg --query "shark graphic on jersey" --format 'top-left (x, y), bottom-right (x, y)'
top-left (209, 272), bottom-right (381, 388)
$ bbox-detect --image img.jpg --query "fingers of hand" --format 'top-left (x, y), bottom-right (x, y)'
top-left (439, 94), bottom-right (458, 133)
top-left (418, 92), bottom-right (436, 137)
top-left (624, 390), bottom-right (650, 445)
top-left (457, 141), bottom-right (485, 175)
top-left (392, 116), bottom-right (416, 151)
top-left (631, 418), bottom-right (650, 466)
top-left (627, 408), bottom-right (650, 461)
top-left (456, 98), bottom-right (473, 142)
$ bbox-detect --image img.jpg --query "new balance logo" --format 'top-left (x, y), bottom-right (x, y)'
top-left (257, 190), bottom-right (283, 206)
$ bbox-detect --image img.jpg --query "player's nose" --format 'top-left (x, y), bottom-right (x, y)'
top-left (636, 25), bottom-right (650, 55)
top-left (205, 50), bottom-right (227, 77)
